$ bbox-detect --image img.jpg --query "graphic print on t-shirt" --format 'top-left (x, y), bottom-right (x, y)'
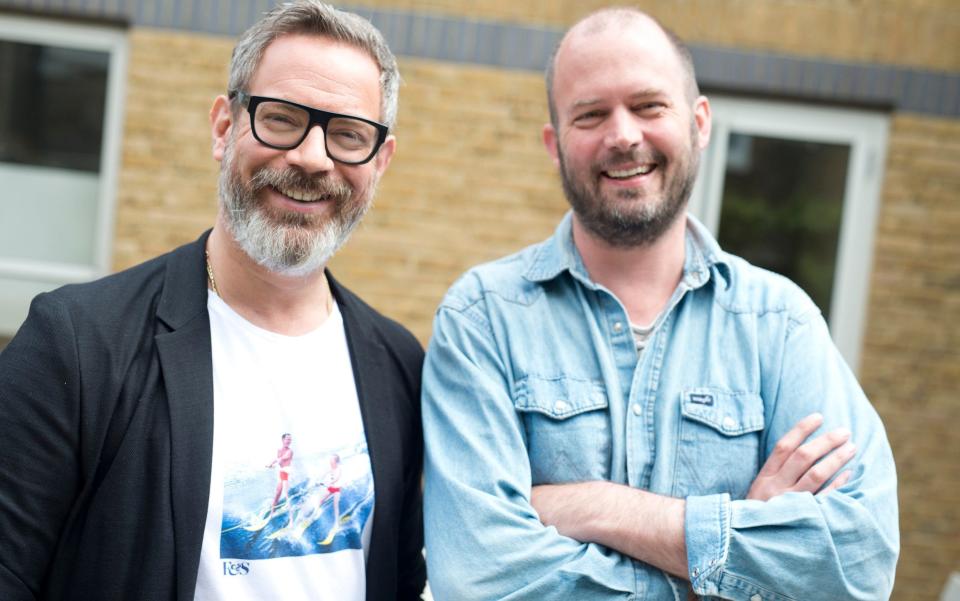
top-left (196, 296), bottom-right (372, 600)
top-left (219, 432), bottom-right (374, 561)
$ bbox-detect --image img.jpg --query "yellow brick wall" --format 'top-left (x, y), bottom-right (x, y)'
top-left (114, 30), bottom-right (231, 266)
top-left (347, 0), bottom-right (960, 71)
top-left (330, 59), bottom-right (563, 339)
top-left (862, 114), bottom-right (960, 601)
top-left (113, 2), bottom-right (960, 597)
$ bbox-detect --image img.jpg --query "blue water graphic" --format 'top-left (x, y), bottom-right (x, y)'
top-left (219, 452), bottom-right (373, 560)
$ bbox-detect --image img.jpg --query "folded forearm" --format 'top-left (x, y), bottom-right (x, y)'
top-left (532, 481), bottom-right (688, 578)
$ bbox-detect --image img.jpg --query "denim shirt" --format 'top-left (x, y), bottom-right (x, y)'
top-left (422, 212), bottom-right (899, 601)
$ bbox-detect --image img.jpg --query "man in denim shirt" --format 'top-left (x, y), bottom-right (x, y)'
top-left (422, 8), bottom-right (898, 600)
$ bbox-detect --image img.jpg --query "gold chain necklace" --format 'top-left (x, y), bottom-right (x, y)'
top-left (204, 250), bottom-right (334, 314)
top-left (205, 250), bottom-right (220, 297)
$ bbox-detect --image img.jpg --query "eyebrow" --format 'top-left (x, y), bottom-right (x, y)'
top-left (569, 88), bottom-right (666, 111)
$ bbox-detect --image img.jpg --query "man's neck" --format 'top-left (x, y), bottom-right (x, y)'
top-left (206, 219), bottom-right (336, 336)
top-left (572, 213), bottom-right (687, 327)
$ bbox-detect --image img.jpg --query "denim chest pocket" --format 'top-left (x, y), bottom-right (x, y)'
top-left (514, 376), bottom-right (611, 485)
top-left (673, 387), bottom-right (765, 500)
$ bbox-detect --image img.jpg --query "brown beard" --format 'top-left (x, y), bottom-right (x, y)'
top-left (558, 120), bottom-right (700, 248)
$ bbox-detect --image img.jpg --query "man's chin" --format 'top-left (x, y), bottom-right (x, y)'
top-left (224, 214), bottom-right (330, 276)
top-left (222, 183), bottom-right (374, 275)
top-left (573, 198), bottom-right (686, 247)
top-left (258, 245), bottom-right (334, 277)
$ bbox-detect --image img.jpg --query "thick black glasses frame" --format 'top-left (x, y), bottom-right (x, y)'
top-left (230, 91), bottom-right (389, 165)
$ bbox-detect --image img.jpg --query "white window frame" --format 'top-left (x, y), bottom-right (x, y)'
top-left (688, 95), bottom-right (889, 373)
top-left (0, 14), bottom-right (127, 334)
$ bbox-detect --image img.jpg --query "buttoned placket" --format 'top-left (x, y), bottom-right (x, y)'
top-left (573, 231), bottom-right (716, 494)
top-left (622, 279), bottom-right (697, 491)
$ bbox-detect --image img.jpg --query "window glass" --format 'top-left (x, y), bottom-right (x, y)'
top-left (0, 40), bottom-right (108, 172)
top-left (0, 40), bottom-right (110, 267)
top-left (717, 134), bottom-right (850, 320)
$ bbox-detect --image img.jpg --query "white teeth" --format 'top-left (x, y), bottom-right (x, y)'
top-left (606, 164), bottom-right (654, 179)
top-left (280, 187), bottom-right (323, 202)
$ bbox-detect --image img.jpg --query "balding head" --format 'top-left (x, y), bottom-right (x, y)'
top-left (545, 9), bottom-right (699, 128)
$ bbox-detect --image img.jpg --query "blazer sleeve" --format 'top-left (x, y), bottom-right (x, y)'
top-left (0, 293), bottom-right (84, 600)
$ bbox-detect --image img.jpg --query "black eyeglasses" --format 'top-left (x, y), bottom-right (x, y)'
top-left (230, 91), bottom-right (389, 165)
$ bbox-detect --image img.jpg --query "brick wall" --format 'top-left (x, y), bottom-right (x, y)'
top-left (862, 114), bottom-right (960, 600)
top-left (346, 0), bottom-right (960, 71)
top-left (330, 58), bottom-right (563, 339)
top-left (111, 2), bottom-right (960, 598)
top-left (113, 30), bottom-right (230, 266)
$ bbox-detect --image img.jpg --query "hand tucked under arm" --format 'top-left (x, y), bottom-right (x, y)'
top-left (747, 412), bottom-right (855, 501)
top-left (530, 413), bottom-right (855, 582)
top-left (531, 481), bottom-right (688, 578)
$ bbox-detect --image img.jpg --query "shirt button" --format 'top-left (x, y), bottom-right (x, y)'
top-left (750, 595), bottom-right (762, 601)
top-left (553, 400), bottom-right (568, 413)
top-left (632, 404), bottom-right (642, 416)
top-left (613, 321), bottom-right (624, 333)
top-left (722, 416), bottom-right (736, 430)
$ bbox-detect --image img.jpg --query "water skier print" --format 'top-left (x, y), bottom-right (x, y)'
top-left (266, 433), bottom-right (295, 526)
top-left (220, 433), bottom-right (373, 561)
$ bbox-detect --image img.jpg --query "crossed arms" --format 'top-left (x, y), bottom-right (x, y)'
top-left (422, 304), bottom-right (899, 601)
top-left (530, 412), bottom-right (855, 578)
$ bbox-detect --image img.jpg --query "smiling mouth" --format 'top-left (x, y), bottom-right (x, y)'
top-left (272, 185), bottom-right (328, 203)
top-left (603, 164), bottom-right (656, 179)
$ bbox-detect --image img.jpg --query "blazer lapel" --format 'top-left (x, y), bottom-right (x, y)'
top-left (332, 274), bottom-right (391, 486)
top-left (330, 275), bottom-right (396, 600)
top-left (155, 232), bottom-right (215, 601)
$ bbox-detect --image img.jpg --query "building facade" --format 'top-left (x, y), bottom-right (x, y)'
top-left (0, 1), bottom-right (957, 599)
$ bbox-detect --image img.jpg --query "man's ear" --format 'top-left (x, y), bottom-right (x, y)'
top-left (693, 95), bottom-right (712, 150)
top-left (210, 95), bottom-right (233, 162)
top-left (373, 134), bottom-right (396, 176)
top-left (543, 123), bottom-right (561, 168)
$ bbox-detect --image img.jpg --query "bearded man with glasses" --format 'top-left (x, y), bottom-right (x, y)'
top-left (0, 3), bottom-right (425, 600)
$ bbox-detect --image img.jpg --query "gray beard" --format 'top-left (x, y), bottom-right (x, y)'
top-left (558, 136), bottom-right (699, 248)
top-left (218, 142), bottom-right (374, 277)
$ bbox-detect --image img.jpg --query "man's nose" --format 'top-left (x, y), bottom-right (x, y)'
top-left (604, 108), bottom-right (644, 152)
top-left (284, 125), bottom-right (335, 174)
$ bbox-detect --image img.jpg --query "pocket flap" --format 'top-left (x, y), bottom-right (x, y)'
top-left (680, 387), bottom-right (764, 435)
top-left (515, 376), bottom-right (608, 419)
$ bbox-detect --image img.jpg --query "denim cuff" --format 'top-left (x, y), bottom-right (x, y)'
top-left (685, 492), bottom-right (731, 596)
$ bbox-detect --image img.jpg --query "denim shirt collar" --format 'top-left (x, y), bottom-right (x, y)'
top-left (523, 210), bottom-right (733, 291)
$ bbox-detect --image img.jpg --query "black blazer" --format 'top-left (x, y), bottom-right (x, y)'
top-left (0, 232), bottom-right (426, 600)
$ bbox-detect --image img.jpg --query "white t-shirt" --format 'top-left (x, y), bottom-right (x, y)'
top-left (194, 293), bottom-right (373, 601)
top-left (631, 321), bottom-right (657, 356)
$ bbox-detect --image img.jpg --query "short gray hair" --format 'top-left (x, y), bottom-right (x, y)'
top-left (228, 1), bottom-right (400, 130)
top-left (545, 8), bottom-right (699, 128)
